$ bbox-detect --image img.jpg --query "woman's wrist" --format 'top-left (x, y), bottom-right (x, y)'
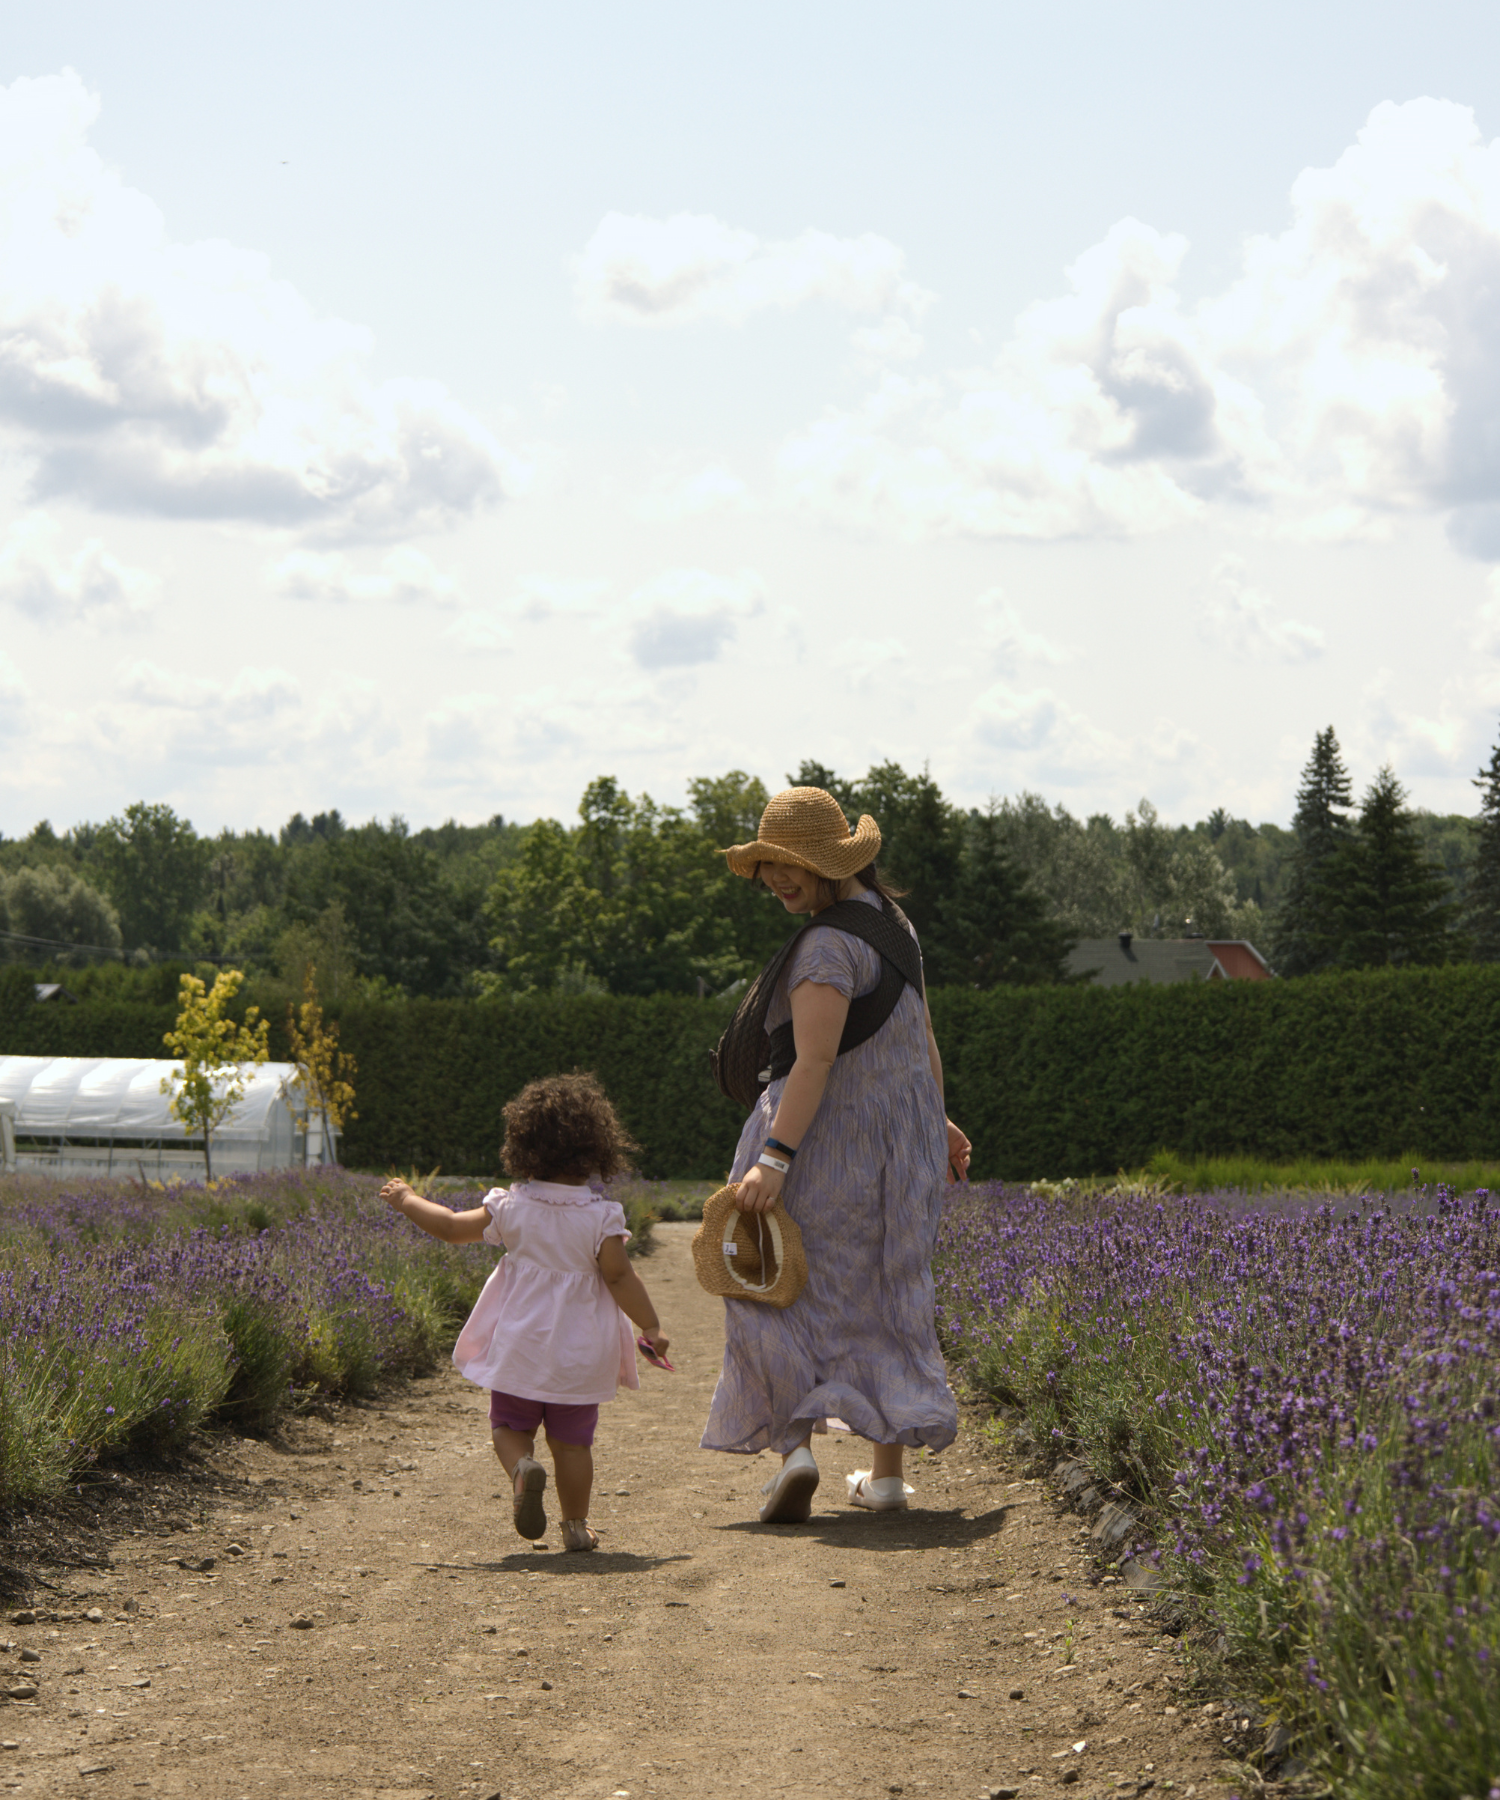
top-left (764, 1136), bottom-right (798, 1159)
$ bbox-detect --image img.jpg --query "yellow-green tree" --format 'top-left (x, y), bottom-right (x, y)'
top-left (286, 965), bottom-right (357, 1164)
top-left (160, 970), bottom-right (270, 1179)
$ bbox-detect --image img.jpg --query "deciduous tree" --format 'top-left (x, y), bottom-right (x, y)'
top-left (0, 866), bottom-right (122, 961)
top-left (160, 970), bottom-right (270, 1179)
top-left (91, 802), bottom-right (208, 953)
top-left (286, 966), bottom-right (357, 1162)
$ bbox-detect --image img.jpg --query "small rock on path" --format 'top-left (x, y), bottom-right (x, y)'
top-left (1, 1222), bottom-right (1237, 1799)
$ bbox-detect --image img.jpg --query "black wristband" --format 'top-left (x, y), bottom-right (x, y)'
top-left (764, 1137), bottom-right (798, 1160)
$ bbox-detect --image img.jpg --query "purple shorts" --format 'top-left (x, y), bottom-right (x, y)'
top-left (488, 1389), bottom-right (599, 1446)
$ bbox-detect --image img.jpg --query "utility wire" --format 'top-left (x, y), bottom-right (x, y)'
top-left (0, 928), bottom-right (127, 960)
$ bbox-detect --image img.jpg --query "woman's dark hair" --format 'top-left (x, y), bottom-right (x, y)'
top-left (501, 1072), bottom-right (638, 1183)
top-left (754, 859), bottom-right (905, 911)
top-left (809, 860), bottom-right (907, 913)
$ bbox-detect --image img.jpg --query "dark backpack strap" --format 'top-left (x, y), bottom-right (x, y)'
top-left (764, 898), bottom-right (923, 1082)
top-left (711, 898), bottom-right (925, 1108)
top-left (709, 928), bottom-right (804, 1107)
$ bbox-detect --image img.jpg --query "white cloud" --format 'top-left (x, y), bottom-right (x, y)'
top-left (776, 101), bottom-right (1500, 550)
top-left (1355, 667), bottom-right (1478, 779)
top-left (1476, 570), bottom-right (1500, 656)
top-left (632, 463), bottom-right (755, 521)
top-left (974, 590), bottom-right (1070, 667)
top-left (0, 510), bottom-right (158, 622)
top-left (0, 71), bottom-right (525, 539)
top-left (851, 315), bottom-right (924, 364)
top-left (512, 574), bottom-right (611, 622)
top-left (117, 657), bottom-right (299, 718)
top-left (269, 546), bottom-right (460, 607)
top-left (574, 211), bottom-right (932, 327)
top-left (836, 635), bottom-right (908, 692)
top-left (624, 567), bottom-right (764, 670)
top-left (443, 610), bottom-right (512, 651)
top-left (1199, 554), bottom-right (1323, 662)
top-left (777, 223), bottom-right (1256, 541)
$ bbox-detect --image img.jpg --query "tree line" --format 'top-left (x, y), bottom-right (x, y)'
top-left (3, 727), bottom-right (1498, 1000)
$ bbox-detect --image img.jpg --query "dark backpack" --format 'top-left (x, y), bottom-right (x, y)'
top-left (710, 897), bottom-right (925, 1108)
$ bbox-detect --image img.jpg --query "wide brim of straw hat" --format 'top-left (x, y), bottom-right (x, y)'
top-left (691, 1186), bottom-right (808, 1309)
top-left (723, 786), bottom-right (881, 881)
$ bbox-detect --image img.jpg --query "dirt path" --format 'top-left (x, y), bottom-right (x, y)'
top-left (2, 1225), bottom-right (1239, 1800)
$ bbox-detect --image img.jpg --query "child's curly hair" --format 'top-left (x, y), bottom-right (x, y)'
top-left (500, 1072), bottom-right (638, 1183)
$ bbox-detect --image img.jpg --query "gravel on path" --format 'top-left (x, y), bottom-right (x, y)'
top-left (0, 1223), bottom-right (1239, 1800)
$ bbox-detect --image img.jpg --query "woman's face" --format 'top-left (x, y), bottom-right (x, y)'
top-left (759, 861), bottom-right (825, 914)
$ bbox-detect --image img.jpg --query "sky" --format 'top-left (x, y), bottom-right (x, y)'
top-left (3, 1), bottom-right (1500, 838)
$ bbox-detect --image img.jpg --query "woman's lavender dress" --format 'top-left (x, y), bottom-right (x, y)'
top-left (700, 889), bottom-right (959, 1456)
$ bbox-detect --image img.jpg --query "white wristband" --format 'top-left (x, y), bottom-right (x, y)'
top-left (757, 1153), bottom-right (790, 1174)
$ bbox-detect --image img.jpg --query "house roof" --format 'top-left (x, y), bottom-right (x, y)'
top-left (1065, 937), bottom-right (1273, 987)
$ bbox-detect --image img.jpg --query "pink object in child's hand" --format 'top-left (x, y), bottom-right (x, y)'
top-left (637, 1337), bottom-right (675, 1371)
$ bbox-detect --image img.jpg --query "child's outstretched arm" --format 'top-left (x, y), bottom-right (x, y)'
top-left (380, 1179), bottom-right (490, 1244)
top-left (597, 1235), bottom-right (669, 1359)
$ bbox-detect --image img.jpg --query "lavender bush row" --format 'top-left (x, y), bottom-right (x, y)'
top-left (934, 1184), bottom-right (1500, 1799)
top-left (0, 1167), bottom-right (655, 1504)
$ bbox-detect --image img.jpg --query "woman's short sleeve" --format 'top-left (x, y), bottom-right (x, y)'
top-left (480, 1187), bottom-right (509, 1248)
top-left (784, 923), bottom-right (879, 1000)
top-left (593, 1199), bottom-right (632, 1256)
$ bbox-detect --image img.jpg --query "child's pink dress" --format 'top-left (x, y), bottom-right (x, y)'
top-left (452, 1181), bottom-right (639, 1405)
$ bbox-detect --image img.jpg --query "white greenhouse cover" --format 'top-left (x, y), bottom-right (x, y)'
top-left (0, 1056), bottom-right (302, 1145)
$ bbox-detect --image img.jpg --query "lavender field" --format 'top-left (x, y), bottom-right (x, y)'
top-left (0, 1168), bottom-right (654, 1507)
top-left (935, 1183), bottom-right (1500, 1798)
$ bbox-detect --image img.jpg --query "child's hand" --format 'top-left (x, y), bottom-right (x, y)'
top-left (380, 1179), bottom-right (415, 1214)
top-left (641, 1329), bottom-right (670, 1363)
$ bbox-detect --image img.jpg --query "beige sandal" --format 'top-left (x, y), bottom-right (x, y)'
top-left (512, 1455), bottom-right (548, 1540)
top-left (560, 1518), bottom-right (598, 1552)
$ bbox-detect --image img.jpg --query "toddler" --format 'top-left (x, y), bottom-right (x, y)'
top-left (381, 1072), bottom-right (669, 1551)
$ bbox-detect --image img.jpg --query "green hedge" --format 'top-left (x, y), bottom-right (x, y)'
top-left (931, 962), bottom-right (1500, 1176)
top-left (6, 964), bottom-right (1500, 1177)
top-left (0, 977), bottom-right (746, 1180)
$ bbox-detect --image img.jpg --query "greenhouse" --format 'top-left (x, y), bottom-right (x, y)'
top-left (0, 1056), bottom-right (333, 1178)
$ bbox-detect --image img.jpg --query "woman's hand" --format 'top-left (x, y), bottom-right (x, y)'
top-left (733, 1163), bottom-right (784, 1214)
top-left (945, 1119), bottom-right (971, 1183)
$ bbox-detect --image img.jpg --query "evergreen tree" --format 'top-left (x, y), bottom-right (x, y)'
top-left (1469, 722), bottom-right (1500, 962)
top-left (932, 807), bottom-right (1075, 986)
top-left (1335, 766), bottom-right (1457, 968)
top-left (1272, 727), bottom-right (1354, 975)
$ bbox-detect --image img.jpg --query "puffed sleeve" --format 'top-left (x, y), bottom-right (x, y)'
top-left (480, 1186), bottom-right (509, 1247)
top-left (784, 922), bottom-right (880, 1000)
top-left (593, 1199), bottom-right (632, 1255)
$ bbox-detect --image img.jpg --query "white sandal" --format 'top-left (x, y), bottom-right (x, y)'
top-left (758, 1446), bottom-right (820, 1523)
top-left (846, 1470), bottom-right (914, 1511)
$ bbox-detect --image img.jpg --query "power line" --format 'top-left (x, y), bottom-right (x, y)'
top-left (0, 928), bottom-right (127, 960)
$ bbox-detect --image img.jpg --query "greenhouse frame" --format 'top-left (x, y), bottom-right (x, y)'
top-left (0, 1056), bottom-right (337, 1178)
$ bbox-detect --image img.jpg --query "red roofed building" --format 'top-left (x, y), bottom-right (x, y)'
top-left (1065, 934), bottom-right (1274, 987)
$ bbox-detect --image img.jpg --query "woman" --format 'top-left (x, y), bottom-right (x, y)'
top-left (700, 785), bottom-right (971, 1523)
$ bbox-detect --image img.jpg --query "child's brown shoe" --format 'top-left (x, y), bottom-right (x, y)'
top-left (512, 1456), bottom-right (548, 1540)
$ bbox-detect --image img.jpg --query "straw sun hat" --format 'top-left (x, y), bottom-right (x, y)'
top-left (723, 787), bottom-right (881, 882)
top-left (691, 1185), bottom-right (808, 1308)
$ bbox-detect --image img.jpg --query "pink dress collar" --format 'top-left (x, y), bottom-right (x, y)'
top-left (513, 1178), bottom-right (609, 1208)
